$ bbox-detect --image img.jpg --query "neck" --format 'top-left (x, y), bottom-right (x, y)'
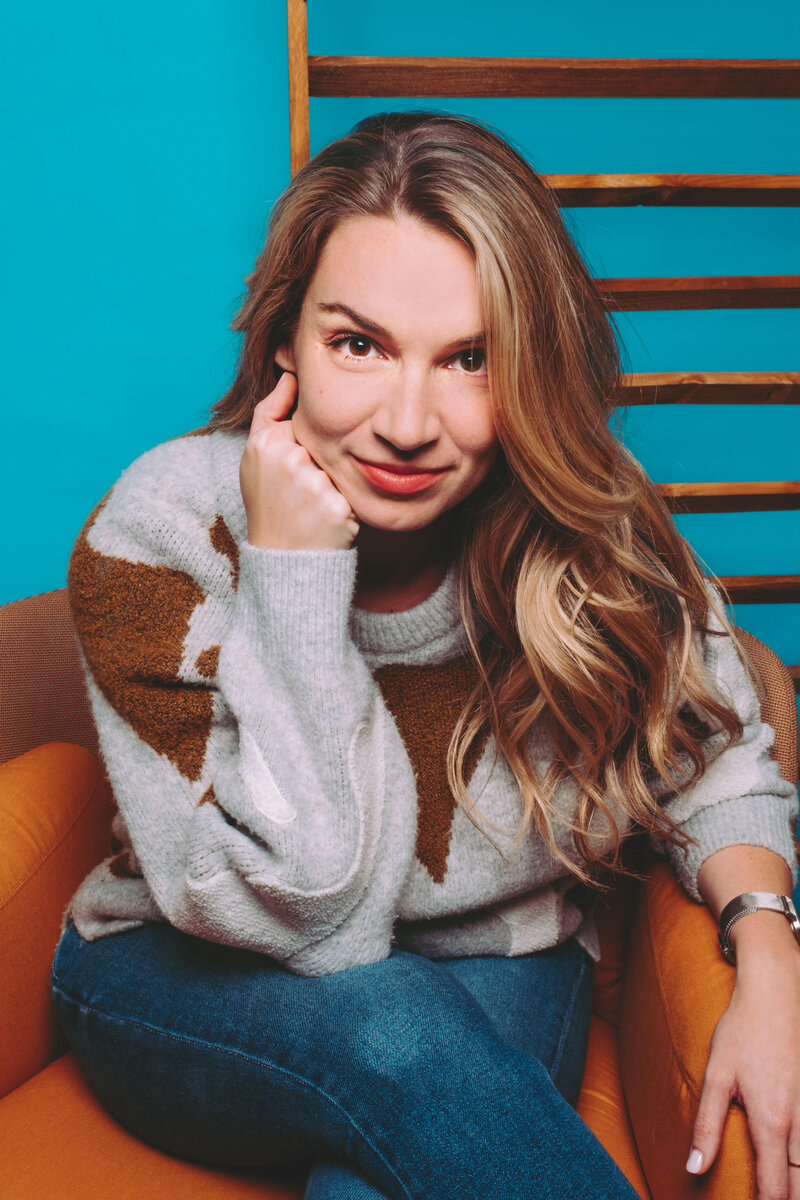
top-left (353, 516), bottom-right (456, 613)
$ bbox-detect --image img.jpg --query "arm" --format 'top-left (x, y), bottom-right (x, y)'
top-left (647, 585), bottom-right (798, 902)
top-left (687, 845), bottom-right (800, 1200)
top-left (69, 431), bottom-right (418, 975)
top-left (643, 587), bottom-right (799, 1198)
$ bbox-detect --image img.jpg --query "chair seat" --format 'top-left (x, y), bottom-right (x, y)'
top-left (0, 1022), bottom-right (650, 1200)
top-left (0, 1052), bottom-right (308, 1199)
top-left (578, 1017), bottom-right (650, 1199)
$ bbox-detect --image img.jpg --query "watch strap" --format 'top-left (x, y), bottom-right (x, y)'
top-left (718, 892), bottom-right (800, 964)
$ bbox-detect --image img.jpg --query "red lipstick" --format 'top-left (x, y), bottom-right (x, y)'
top-left (354, 458), bottom-right (448, 496)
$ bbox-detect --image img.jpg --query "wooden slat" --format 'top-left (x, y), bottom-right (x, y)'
top-left (718, 575), bottom-right (800, 604)
top-left (616, 372), bottom-right (800, 406)
top-left (659, 481), bottom-right (800, 513)
top-left (287, 0), bottom-right (310, 177)
top-left (309, 57), bottom-right (800, 99)
top-left (598, 275), bottom-right (799, 311)
top-left (546, 174), bottom-right (800, 206)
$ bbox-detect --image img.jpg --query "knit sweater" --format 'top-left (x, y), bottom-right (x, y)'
top-left (64, 428), bottom-right (799, 976)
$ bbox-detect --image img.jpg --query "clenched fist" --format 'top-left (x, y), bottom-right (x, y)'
top-left (240, 371), bottom-right (360, 551)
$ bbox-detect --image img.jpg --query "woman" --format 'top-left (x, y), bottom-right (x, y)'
top-left (51, 112), bottom-right (799, 1200)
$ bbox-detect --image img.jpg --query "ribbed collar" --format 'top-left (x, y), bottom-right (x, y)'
top-left (349, 561), bottom-right (469, 666)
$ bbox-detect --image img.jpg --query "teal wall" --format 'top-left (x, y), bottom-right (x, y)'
top-left (1, 1), bottom-right (798, 673)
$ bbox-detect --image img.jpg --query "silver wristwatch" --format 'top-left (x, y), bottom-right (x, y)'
top-left (718, 892), bottom-right (800, 964)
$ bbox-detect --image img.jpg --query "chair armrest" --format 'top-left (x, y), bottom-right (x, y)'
top-left (619, 861), bottom-right (754, 1200)
top-left (0, 744), bottom-right (114, 1098)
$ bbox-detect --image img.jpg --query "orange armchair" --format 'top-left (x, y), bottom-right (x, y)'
top-left (1, 589), bottom-right (797, 1199)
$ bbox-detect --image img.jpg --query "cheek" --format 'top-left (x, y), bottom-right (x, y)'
top-left (294, 355), bottom-right (372, 439)
top-left (293, 384), bottom-right (356, 443)
top-left (454, 406), bottom-right (498, 460)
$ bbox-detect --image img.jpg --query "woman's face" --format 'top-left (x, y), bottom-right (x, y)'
top-left (275, 214), bottom-right (499, 533)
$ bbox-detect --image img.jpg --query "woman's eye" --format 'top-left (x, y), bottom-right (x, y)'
top-left (330, 334), bottom-right (376, 359)
top-left (452, 347), bottom-right (487, 375)
top-left (328, 334), bottom-right (486, 375)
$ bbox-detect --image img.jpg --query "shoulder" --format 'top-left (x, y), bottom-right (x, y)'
top-left (69, 427), bottom-right (248, 601)
top-left (104, 427), bottom-right (245, 523)
top-left (697, 577), bottom-right (761, 725)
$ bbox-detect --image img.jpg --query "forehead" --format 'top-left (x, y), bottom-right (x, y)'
top-left (303, 214), bottom-right (483, 340)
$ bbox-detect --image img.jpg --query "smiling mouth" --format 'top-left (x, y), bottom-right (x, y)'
top-left (353, 458), bottom-right (449, 495)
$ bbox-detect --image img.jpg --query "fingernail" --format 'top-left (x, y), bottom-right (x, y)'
top-left (686, 1149), bottom-right (704, 1174)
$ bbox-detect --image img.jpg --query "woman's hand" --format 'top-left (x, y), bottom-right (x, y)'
top-left (687, 931), bottom-right (800, 1200)
top-left (240, 371), bottom-right (360, 550)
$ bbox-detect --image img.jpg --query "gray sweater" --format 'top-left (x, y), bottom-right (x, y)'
top-left (64, 428), bottom-right (799, 976)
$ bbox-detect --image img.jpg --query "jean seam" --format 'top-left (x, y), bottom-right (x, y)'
top-left (547, 949), bottom-right (589, 1090)
top-left (50, 982), bottom-right (413, 1200)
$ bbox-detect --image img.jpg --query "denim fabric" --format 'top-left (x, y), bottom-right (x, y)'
top-left (51, 920), bottom-right (638, 1199)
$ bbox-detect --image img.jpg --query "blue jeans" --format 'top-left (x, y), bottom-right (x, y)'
top-left (51, 919), bottom-right (638, 1199)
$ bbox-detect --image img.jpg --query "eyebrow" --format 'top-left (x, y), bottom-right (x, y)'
top-left (316, 301), bottom-right (485, 355)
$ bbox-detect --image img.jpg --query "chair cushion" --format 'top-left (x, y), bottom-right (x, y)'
top-left (0, 743), bottom-right (115, 1097)
top-left (578, 1016), bottom-right (650, 1199)
top-left (620, 863), bottom-right (755, 1199)
top-left (0, 1053), bottom-right (309, 1199)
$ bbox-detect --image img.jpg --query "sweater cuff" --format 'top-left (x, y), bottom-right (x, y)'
top-left (237, 544), bottom-right (358, 661)
top-left (658, 793), bottom-right (800, 901)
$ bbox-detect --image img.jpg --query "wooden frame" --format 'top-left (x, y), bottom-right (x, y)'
top-left (308, 57), bottom-right (800, 99)
top-left (287, 0), bottom-right (800, 686)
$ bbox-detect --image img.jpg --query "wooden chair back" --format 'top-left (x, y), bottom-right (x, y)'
top-left (285, 0), bottom-right (800, 692)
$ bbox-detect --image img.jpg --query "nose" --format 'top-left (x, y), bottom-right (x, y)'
top-left (370, 367), bottom-right (441, 453)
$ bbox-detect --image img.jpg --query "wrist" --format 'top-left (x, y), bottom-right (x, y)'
top-left (717, 889), bottom-right (800, 964)
top-left (729, 908), bottom-right (800, 967)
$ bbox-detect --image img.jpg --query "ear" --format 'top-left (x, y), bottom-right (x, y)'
top-left (274, 342), bottom-right (297, 374)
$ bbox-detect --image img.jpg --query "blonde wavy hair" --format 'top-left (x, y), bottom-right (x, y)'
top-left (211, 110), bottom-right (744, 884)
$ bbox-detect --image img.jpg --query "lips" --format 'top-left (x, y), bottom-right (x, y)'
top-left (358, 458), bottom-right (446, 476)
top-left (354, 457), bottom-right (449, 496)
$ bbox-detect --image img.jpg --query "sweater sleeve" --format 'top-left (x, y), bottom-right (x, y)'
top-left (67, 437), bottom-right (419, 974)
top-left (647, 585), bottom-right (799, 901)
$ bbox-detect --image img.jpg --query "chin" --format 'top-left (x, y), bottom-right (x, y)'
top-left (354, 500), bottom-right (457, 534)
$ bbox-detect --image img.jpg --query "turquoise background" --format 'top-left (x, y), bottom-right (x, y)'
top-left (1, 1), bottom-right (798, 679)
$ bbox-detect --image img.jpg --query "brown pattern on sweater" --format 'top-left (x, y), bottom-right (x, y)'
top-left (195, 645), bottom-right (220, 678)
top-left (375, 656), bottom-right (489, 883)
top-left (69, 503), bottom-right (215, 783)
top-left (210, 515), bottom-right (240, 589)
top-left (108, 851), bottom-right (143, 880)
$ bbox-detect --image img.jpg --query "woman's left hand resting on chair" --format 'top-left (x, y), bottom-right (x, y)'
top-left (689, 843), bottom-right (800, 1200)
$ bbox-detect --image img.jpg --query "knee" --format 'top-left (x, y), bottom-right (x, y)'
top-left (328, 952), bottom-right (511, 1090)
top-left (305, 1159), bottom-right (388, 1200)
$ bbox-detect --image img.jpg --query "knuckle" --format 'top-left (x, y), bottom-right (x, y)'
top-left (701, 1073), bottom-right (730, 1101)
top-left (704, 1064), bottom-right (730, 1089)
top-left (247, 425), bottom-right (275, 451)
top-left (249, 429), bottom-right (271, 452)
top-left (765, 1113), bottom-right (791, 1137)
top-left (756, 1102), bottom-right (793, 1137)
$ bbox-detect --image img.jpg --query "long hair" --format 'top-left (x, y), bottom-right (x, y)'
top-left (211, 111), bottom-right (744, 883)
